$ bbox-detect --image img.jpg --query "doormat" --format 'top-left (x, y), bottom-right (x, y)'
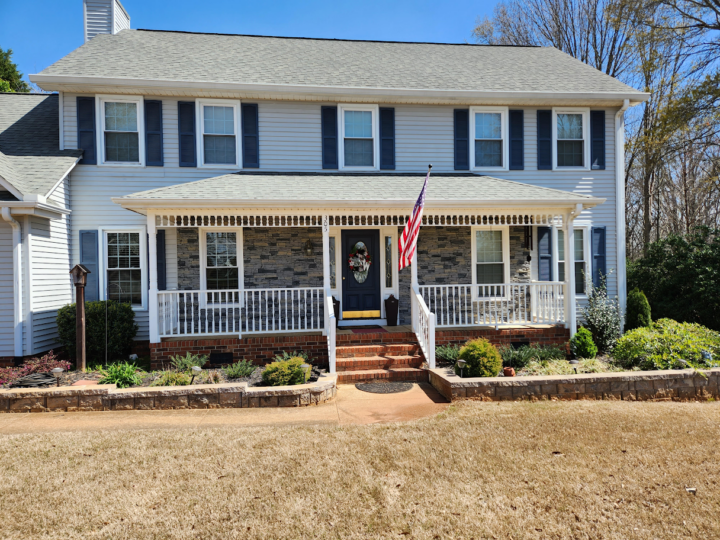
top-left (355, 382), bottom-right (413, 394)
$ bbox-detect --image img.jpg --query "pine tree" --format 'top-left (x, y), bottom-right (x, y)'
top-left (0, 48), bottom-right (30, 93)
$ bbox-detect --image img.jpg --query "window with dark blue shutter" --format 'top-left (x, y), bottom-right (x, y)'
top-left (509, 109), bottom-right (524, 170)
top-left (156, 230), bottom-right (166, 291)
top-left (144, 100), bottom-right (163, 166)
top-left (591, 226), bottom-right (607, 287)
top-left (537, 227), bottom-right (553, 281)
top-left (79, 230), bottom-right (99, 302)
top-left (537, 110), bottom-right (552, 170)
top-left (241, 103), bottom-right (259, 168)
top-left (321, 106), bottom-right (338, 169)
top-left (76, 97), bottom-right (96, 165)
top-left (379, 107), bottom-right (395, 170)
top-left (454, 109), bottom-right (469, 170)
top-left (178, 102), bottom-right (196, 167)
top-left (590, 110), bottom-right (606, 170)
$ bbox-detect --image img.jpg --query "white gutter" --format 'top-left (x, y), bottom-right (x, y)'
top-left (1, 207), bottom-right (23, 357)
top-left (615, 98), bottom-right (631, 327)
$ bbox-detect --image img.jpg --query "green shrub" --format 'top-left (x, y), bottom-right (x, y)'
top-left (170, 352), bottom-right (208, 372)
top-left (224, 360), bottom-right (256, 379)
top-left (151, 371), bottom-right (191, 387)
top-left (454, 338), bottom-right (502, 378)
top-left (262, 357), bottom-right (309, 386)
top-left (625, 288), bottom-right (652, 331)
top-left (274, 350), bottom-right (312, 363)
top-left (581, 274), bottom-right (622, 353)
top-left (499, 343), bottom-right (567, 369)
top-left (98, 362), bottom-right (144, 389)
top-left (435, 345), bottom-right (461, 364)
top-left (57, 300), bottom-right (138, 363)
top-left (613, 318), bottom-right (720, 371)
top-left (570, 328), bottom-right (598, 359)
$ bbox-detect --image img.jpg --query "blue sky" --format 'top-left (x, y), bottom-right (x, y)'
top-left (1, 0), bottom-right (497, 86)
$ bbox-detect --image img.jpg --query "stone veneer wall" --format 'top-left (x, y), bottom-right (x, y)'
top-left (177, 228), bottom-right (200, 290)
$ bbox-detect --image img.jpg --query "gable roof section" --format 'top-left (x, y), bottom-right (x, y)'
top-left (33, 30), bottom-right (646, 103)
top-left (114, 172), bottom-right (604, 211)
top-left (0, 93), bottom-right (82, 199)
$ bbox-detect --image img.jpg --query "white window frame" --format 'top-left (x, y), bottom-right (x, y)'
top-left (471, 226), bottom-right (511, 299)
top-left (470, 106), bottom-right (509, 171)
top-left (196, 99), bottom-right (242, 169)
top-left (555, 224), bottom-right (591, 297)
top-left (552, 107), bottom-right (590, 170)
top-left (199, 227), bottom-right (244, 293)
top-left (338, 104), bottom-right (380, 171)
top-left (99, 227), bottom-right (147, 311)
top-left (96, 95), bottom-right (145, 167)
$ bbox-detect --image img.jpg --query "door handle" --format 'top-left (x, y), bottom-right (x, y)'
top-left (343, 277), bottom-right (346, 280)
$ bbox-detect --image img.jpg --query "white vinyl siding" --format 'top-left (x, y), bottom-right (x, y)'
top-left (113, 0), bottom-right (130, 33)
top-left (84, 0), bottom-right (113, 42)
top-left (0, 222), bottom-right (14, 356)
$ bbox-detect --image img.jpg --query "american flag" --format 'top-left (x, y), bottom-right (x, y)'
top-left (398, 166), bottom-right (431, 271)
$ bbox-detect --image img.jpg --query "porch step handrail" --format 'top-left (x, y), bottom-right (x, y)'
top-left (325, 292), bottom-right (336, 374)
top-left (412, 284), bottom-right (436, 369)
top-left (418, 282), bottom-right (565, 328)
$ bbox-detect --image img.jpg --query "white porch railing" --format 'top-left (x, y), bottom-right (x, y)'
top-left (325, 293), bottom-right (336, 373)
top-left (419, 282), bottom-right (566, 327)
top-left (412, 285), bottom-right (436, 368)
top-left (157, 287), bottom-right (325, 338)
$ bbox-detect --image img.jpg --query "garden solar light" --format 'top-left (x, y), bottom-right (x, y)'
top-left (190, 365), bottom-right (201, 384)
top-left (457, 359), bottom-right (467, 378)
top-left (301, 364), bottom-right (311, 382)
top-left (51, 367), bottom-right (64, 387)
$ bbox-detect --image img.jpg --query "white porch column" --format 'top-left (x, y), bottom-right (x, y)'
top-left (564, 213), bottom-right (578, 336)
top-left (322, 216), bottom-right (330, 335)
top-left (147, 212), bottom-right (159, 343)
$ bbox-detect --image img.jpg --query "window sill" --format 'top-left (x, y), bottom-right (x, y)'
top-left (553, 166), bottom-right (590, 172)
top-left (198, 163), bottom-right (241, 169)
top-left (472, 166), bottom-right (508, 173)
top-left (99, 161), bottom-right (145, 167)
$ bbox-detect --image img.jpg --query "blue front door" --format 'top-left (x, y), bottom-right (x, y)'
top-left (341, 230), bottom-right (381, 319)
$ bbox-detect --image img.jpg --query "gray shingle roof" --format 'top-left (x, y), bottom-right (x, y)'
top-left (117, 172), bottom-right (601, 207)
top-left (0, 94), bottom-right (81, 198)
top-left (37, 30), bottom-right (643, 98)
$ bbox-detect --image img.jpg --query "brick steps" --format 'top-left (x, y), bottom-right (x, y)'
top-left (336, 343), bottom-right (421, 358)
top-left (336, 355), bottom-right (423, 372)
top-left (337, 367), bottom-right (428, 384)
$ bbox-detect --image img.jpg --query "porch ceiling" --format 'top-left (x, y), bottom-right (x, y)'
top-left (112, 172), bottom-right (604, 214)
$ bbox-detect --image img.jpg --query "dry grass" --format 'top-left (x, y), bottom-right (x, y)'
top-left (1, 401), bottom-right (719, 539)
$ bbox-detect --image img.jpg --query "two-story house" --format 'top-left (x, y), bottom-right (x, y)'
top-left (0, 0), bottom-right (648, 379)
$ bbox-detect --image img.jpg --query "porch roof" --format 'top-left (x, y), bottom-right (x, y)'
top-left (113, 172), bottom-right (604, 212)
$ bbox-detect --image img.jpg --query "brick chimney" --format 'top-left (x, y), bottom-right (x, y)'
top-left (83, 0), bottom-right (130, 43)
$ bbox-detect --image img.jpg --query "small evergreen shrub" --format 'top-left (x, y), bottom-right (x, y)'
top-left (151, 371), bottom-right (191, 387)
top-left (570, 328), bottom-right (598, 359)
top-left (170, 352), bottom-right (208, 372)
top-left (224, 360), bottom-right (256, 379)
top-left (499, 343), bottom-right (566, 369)
top-left (454, 338), bottom-right (502, 378)
top-left (435, 344), bottom-right (461, 364)
top-left (581, 274), bottom-right (622, 353)
top-left (613, 318), bottom-right (720, 371)
top-left (274, 350), bottom-right (312, 363)
top-left (262, 357), bottom-right (309, 386)
top-left (98, 362), bottom-right (144, 388)
top-left (57, 300), bottom-right (138, 363)
top-left (625, 288), bottom-right (652, 331)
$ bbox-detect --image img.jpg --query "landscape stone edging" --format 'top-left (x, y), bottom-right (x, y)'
top-left (0, 375), bottom-right (337, 413)
top-left (429, 367), bottom-right (720, 402)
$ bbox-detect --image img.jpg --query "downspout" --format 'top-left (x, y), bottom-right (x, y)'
top-left (615, 99), bottom-right (630, 330)
top-left (1, 207), bottom-right (23, 357)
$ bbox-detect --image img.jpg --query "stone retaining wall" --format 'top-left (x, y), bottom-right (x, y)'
top-left (0, 374), bottom-right (337, 413)
top-left (429, 367), bottom-right (720, 402)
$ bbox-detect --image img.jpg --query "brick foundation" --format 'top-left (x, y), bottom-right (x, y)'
top-left (434, 326), bottom-right (570, 348)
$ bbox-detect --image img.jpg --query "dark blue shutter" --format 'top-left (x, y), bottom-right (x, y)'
top-left (144, 100), bottom-right (163, 166)
top-left (591, 226), bottom-right (607, 287)
top-left (76, 97), bottom-right (96, 165)
top-left (454, 109), bottom-right (469, 170)
top-left (509, 109), bottom-right (524, 170)
top-left (178, 102), bottom-right (196, 167)
top-left (156, 230), bottom-right (166, 291)
top-left (537, 110), bottom-right (552, 170)
top-left (590, 110), bottom-right (606, 170)
top-left (241, 103), bottom-right (259, 168)
top-left (537, 227), bottom-right (553, 281)
top-left (79, 230), bottom-right (99, 302)
top-left (379, 107), bottom-right (395, 170)
top-left (321, 106), bottom-right (338, 169)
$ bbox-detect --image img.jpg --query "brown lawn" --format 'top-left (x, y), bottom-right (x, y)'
top-left (1, 400), bottom-right (718, 539)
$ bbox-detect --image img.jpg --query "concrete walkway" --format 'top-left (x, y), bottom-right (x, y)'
top-left (0, 383), bottom-right (448, 435)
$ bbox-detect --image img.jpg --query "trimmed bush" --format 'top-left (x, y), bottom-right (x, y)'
top-left (499, 343), bottom-right (566, 369)
top-left (57, 300), bottom-right (138, 363)
top-left (170, 352), bottom-right (208, 372)
top-left (625, 288), bottom-right (652, 331)
top-left (98, 362), bottom-right (144, 389)
top-left (224, 360), bottom-right (256, 379)
top-left (570, 328), bottom-right (598, 359)
top-left (613, 318), bottom-right (720, 371)
top-left (454, 338), bottom-right (502, 378)
top-left (262, 357), bottom-right (309, 386)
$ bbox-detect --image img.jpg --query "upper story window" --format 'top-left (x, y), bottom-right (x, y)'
top-left (470, 107), bottom-right (507, 170)
top-left (339, 104), bottom-right (378, 170)
top-left (97, 96), bottom-right (145, 166)
top-left (197, 99), bottom-right (241, 168)
top-left (553, 108), bottom-right (589, 169)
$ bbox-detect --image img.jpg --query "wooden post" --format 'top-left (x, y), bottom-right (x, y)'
top-left (76, 283), bottom-right (86, 371)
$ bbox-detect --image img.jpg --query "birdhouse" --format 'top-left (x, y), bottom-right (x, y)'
top-left (69, 264), bottom-right (91, 287)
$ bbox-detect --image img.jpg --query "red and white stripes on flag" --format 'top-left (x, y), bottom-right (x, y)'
top-left (398, 168), bottom-right (430, 271)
